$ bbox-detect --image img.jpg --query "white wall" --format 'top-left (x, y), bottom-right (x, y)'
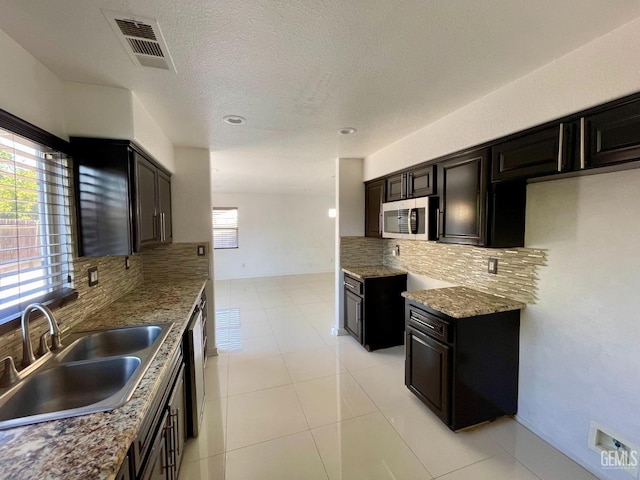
top-left (0, 29), bottom-right (66, 139)
top-left (63, 83), bottom-right (175, 172)
top-left (63, 82), bottom-right (134, 140)
top-left (337, 158), bottom-right (365, 237)
top-left (172, 147), bottom-right (213, 243)
top-left (212, 193), bottom-right (335, 279)
top-left (523, 170), bottom-right (640, 480)
top-left (132, 93), bottom-right (175, 173)
top-left (361, 17), bottom-right (640, 480)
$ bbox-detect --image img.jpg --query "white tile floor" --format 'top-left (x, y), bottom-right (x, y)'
top-left (181, 273), bottom-right (598, 480)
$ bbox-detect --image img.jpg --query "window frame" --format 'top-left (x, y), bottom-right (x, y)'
top-left (0, 109), bottom-right (77, 335)
top-left (212, 207), bottom-right (239, 249)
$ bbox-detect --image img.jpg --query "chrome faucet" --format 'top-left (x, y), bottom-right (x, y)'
top-left (21, 304), bottom-right (63, 367)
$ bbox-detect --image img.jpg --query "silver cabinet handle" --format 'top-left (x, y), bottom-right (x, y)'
top-left (435, 208), bottom-right (440, 238)
top-left (343, 281), bottom-right (358, 290)
top-left (580, 117), bottom-right (586, 169)
top-left (160, 212), bottom-right (166, 242)
top-left (557, 123), bottom-right (564, 172)
top-left (400, 173), bottom-right (405, 198)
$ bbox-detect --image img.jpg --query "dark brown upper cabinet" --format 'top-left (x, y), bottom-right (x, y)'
top-left (365, 179), bottom-right (385, 238)
top-left (437, 149), bottom-right (489, 246)
top-left (134, 152), bottom-right (172, 249)
top-left (72, 138), bottom-right (172, 256)
top-left (584, 99), bottom-right (640, 169)
top-left (385, 165), bottom-right (435, 202)
top-left (492, 123), bottom-right (576, 182)
top-left (437, 148), bottom-right (525, 247)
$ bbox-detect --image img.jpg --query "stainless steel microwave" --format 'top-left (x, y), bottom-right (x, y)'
top-left (382, 197), bottom-right (438, 240)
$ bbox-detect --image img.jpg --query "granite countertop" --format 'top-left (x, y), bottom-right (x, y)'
top-left (402, 286), bottom-right (525, 319)
top-left (0, 278), bottom-right (207, 480)
top-left (342, 265), bottom-right (407, 280)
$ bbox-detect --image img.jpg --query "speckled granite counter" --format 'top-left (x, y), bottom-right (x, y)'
top-left (402, 286), bottom-right (525, 319)
top-left (342, 265), bottom-right (407, 279)
top-left (0, 278), bottom-right (207, 480)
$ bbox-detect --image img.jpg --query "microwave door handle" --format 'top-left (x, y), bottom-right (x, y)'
top-left (409, 208), bottom-right (417, 234)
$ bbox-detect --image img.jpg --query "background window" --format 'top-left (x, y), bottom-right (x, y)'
top-left (0, 126), bottom-right (73, 325)
top-left (212, 208), bottom-right (238, 249)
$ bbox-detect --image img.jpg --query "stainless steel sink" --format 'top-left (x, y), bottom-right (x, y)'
top-left (0, 323), bottom-right (172, 430)
top-left (57, 325), bottom-right (166, 363)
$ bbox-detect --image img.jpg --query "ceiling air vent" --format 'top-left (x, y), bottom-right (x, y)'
top-left (103, 11), bottom-right (176, 72)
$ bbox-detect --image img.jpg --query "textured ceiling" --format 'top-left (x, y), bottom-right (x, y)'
top-left (2, 1), bottom-right (640, 195)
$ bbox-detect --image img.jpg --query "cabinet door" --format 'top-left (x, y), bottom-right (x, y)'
top-left (157, 171), bottom-right (172, 243)
top-left (405, 326), bottom-right (450, 424)
top-left (492, 124), bottom-right (571, 181)
top-left (385, 173), bottom-right (405, 202)
top-left (437, 149), bottom-right (488, 245)
top-left (585, 99), bottom-right (640, 168)
top-left (168, 365), bottom-right (186, 478)
top-left (365, 180), bottom-right (384, 238)
top-left (140, 411), bottom-right (170, 480)
top-left (344, 289), bottom-right (363, 343)
top-left (115, 455), bottom-right (131, 480)
top-left (407, 165), bottom-right (435, 197)
top-left (135, 152), bottom-right (158, 248)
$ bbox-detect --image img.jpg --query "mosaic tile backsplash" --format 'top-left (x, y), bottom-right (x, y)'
top-left (341, 236), bottom-right (546, 304)
top-left (0, 254), bottom-right (143, 373)
top-left (142, 242), bottom-right (210, 281)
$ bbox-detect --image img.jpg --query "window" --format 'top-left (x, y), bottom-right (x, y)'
top-left (0, 118), bottom-right (74, 326)
top-left (212, 208), bottom-right (238, 249)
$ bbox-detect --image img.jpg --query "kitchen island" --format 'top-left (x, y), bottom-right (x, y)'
top-left (0, 278), bottom-right (207, 480)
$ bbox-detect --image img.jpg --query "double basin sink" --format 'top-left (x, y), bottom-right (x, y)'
top-left (0, 323), bottom-right (172, 430)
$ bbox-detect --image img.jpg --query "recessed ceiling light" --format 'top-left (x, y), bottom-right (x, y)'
top-left (223, 115), bottom-right (246, 125)
top-left (338, 127), bottom-right (357, 135)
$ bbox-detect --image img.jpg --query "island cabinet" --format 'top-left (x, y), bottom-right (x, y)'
top-left (491, 123), bottom-right (577, 182)
top-left (436, 148), bottom-right (526, 248)
top-left (405, 299), bottom-right (520, 430)
top-left (364, 179), bottom-right (385, 238)
top-left (583, 98), bottom-right (640, 169)
top-left (71, 137), bottom-right (172, 256)
top-left (343, 271), bottom-right (407, 351)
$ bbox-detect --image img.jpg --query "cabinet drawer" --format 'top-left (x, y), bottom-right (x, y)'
top-left (343, 275), bottom-right (363, 295)
top-left (407, 305), bottom-right (450, 343)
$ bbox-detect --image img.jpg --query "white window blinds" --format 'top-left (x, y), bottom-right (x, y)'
top-left (212, 208), bottom-right (238, 249)
top-left (0, 127), bottom-right (74, 324)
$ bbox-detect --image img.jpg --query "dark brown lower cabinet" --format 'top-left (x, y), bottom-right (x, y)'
top-left (405, 300), bottom-right (520, 430)
top-left (405, 324), bottom-right (450, 423)
top-left (343, 272), bottom-right (407, 351)
top-left (129, 347), bottom-right (186, 480)
top-left (344, 289), bottom-right (363, 344)
top-left (115, 455), bottom-right (131, 480)
top-left (140, 410), bottom-right (170, 480)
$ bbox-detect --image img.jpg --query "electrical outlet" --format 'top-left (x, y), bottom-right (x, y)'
top-left (87, 266), bottom-right (98, 287)
top-left (588, 421), bottom-right (639, 477)
top-left (197, 245), bottom-right (206, 256)
top-left (392, 245), bottom-right (400, 256)
top-left (125, 256), bottom-right (130, 270)
top-left (488, 258), bottom-right (498, 274)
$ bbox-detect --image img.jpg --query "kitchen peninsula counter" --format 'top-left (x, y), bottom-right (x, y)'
top-left (0, 278), bottom-right (207, 480)
top-left (342, 265), bottom-right (407, 280)
top-left (402, 286), bottom-right (525, 319)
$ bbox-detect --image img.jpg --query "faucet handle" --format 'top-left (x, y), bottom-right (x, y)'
top-left (37, 333), bottom-right (51, 357)
top-left (0, 357), bottom-right (20, 388)
top-left (51, 332), bottom-right (63, 351)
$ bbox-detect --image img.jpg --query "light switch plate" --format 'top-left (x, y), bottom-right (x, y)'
top-left (88, 266), bottom-right (98, 286)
